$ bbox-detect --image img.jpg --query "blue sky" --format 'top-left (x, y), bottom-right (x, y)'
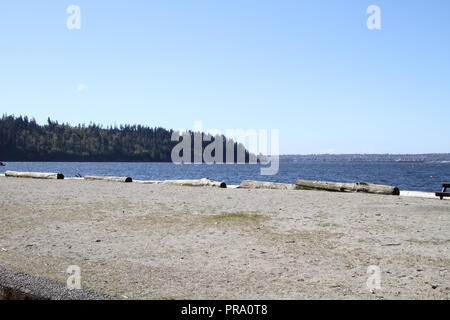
top-left (1, 1), bottom-right (449, 154)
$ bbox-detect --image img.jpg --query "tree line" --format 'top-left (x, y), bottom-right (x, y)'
top-left (0, 114), bottom-right (251, 162)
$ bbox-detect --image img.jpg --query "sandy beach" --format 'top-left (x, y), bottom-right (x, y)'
top-left (0, 176), bottom-right (449, 299)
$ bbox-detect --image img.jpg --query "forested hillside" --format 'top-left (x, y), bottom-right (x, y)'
top-left (0, 115), bottom-right (250, 162)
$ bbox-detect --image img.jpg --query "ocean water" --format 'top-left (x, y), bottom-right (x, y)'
top-left (1, 161), bottom-right (449, 192)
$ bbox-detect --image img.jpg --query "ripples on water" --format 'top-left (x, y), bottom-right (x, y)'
top-left (1, 161), bottom-right (449, 192)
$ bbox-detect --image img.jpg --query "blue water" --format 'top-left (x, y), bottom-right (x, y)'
top-left (1, 161), bottom-right (449, 192)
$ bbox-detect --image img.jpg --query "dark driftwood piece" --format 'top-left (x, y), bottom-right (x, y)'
top-left (295, 179), bottom-right (400, 195)
top-left (84, 176), bottom-right (133, 183)
top-left (5, 171), bottom-right (64, 180)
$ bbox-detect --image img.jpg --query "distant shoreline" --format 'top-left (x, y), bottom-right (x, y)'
top-left (2, 154), bottom-right (450, 163)
top-left (280, 154), bottom-right (450, 163)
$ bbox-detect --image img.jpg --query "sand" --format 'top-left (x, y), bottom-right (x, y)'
top-left (0, 176), bottom-right (449, 299)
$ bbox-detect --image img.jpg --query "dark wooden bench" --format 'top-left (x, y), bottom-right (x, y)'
top-left (435, 182), bottom-right (450, 200)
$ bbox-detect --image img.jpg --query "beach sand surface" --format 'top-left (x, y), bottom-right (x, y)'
top-left (0, 177), bottom-right (449, 299)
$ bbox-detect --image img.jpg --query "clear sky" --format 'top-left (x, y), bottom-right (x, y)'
top-left (1, 1), bottom-right (449, 154)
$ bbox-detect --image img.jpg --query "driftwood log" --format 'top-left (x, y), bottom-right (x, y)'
top-left (5, 171), bottom-right (64, 180)
top-left (133, 180), bottom-right (163, 185)
top-left (163, 178), bottom-right (226, 188)
top-left (133, 178), bottom-right (226, 187)
top-left (295, 179), bottom-right (400, 195)
top-left (238, 180), bottom-right (297, 190)
top-left (84, 176), bottom-right (133, 183)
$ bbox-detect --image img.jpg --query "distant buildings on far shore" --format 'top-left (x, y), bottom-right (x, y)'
top-left (280, 154), bottom-right (450, 163)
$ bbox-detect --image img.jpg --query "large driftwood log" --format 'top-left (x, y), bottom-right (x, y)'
top-left (354, 182), bottom-right (400, 195)
top-left (295, 179), bottom-right (400, 195)
top-left (84, 176), bottom-right (133, 183)
top-left (163, 178), bottom-right (226, 188)
top-left (238, 180), bottom-right (297, 190)
top-left (133, 178), bottom-right (226, 187)
top-left (5, 171), bottom-right (64, 180)
top-left (295, 180), bottom-right (357, 192)
top-left (133, 180), bottom-right (163, 185)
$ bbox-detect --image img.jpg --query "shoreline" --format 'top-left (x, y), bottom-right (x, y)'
top-left (0, 173), bottom-right (446, 200)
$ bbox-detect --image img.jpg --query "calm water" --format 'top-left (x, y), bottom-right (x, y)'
top-left (1, 161), bottom-right (449, 192)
